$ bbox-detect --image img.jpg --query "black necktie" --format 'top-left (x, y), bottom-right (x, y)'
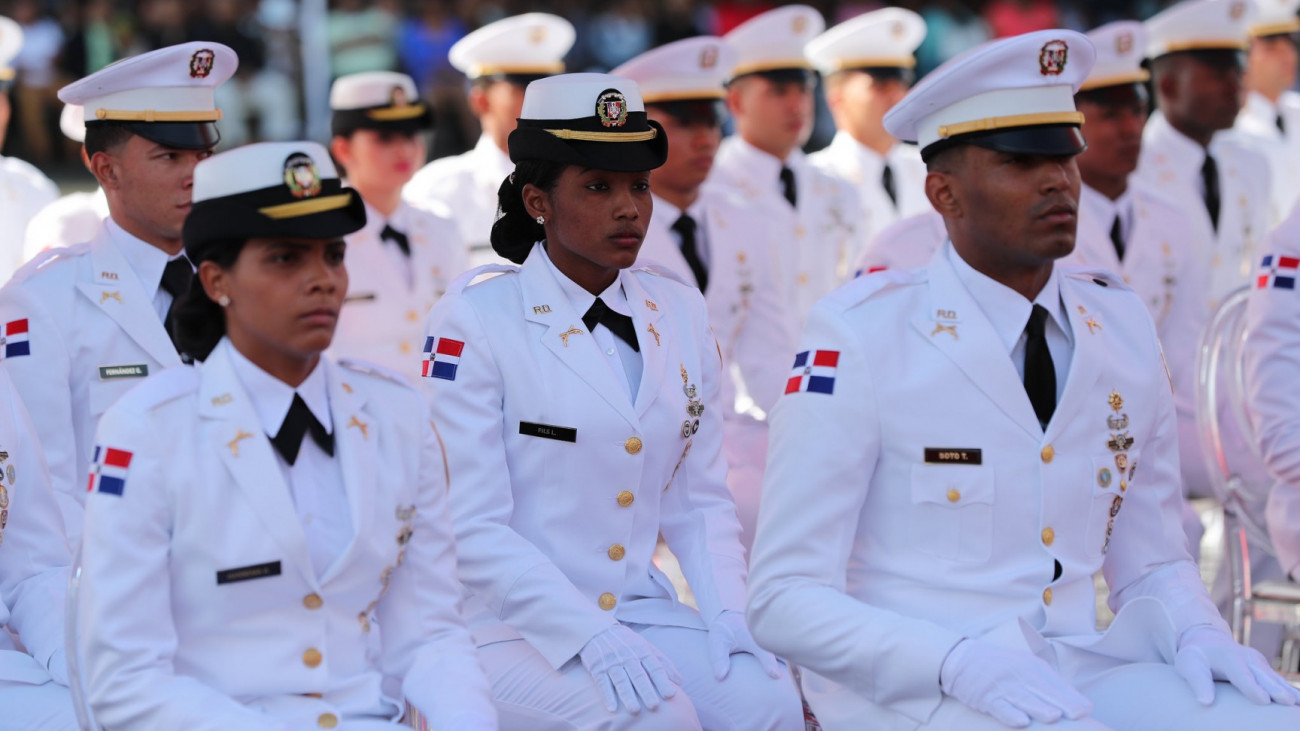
top-left (1201, 153), bottom-right (1220, 232)
top-left (673, 214), bottom-right (708, 293)
top-left (779, 165), bottom-right (797, 208)
top-left (1278, 113), bottom-right (1287, 135)
top-left (1023, 304), bottom-right (1056, 431)
top-left (381, 225), bottom-right (411, 257)
top-left (882, 163), bottom-right (898, 207)
top-left (1109, 214), bottom-right (1126, 262)
top-left (160, 257), bottom-right (192, 354)
top-left (270, 393), bottom-right (335, 466)
top-left (582, 298), bottom-right (639, 352)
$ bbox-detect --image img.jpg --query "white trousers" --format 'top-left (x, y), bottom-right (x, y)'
top-left (479, 623), bottom-right (804, 731)
top-left (0, 679), bottom-right (78, 731)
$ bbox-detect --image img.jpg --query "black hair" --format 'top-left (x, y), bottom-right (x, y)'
top-left (489, 159), bottom-right (567, 264)
top-left (83, 124), bottom-right (135, 157)
top-left (173, 239), bottom-right (248, 362)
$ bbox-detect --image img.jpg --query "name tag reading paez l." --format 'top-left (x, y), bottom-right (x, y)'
top-left (924, 448), bottom-right (982, 465)
top-left (216, 561), bottom-right (282, 585)
top-left (519, 421), bottom-right (577, 443)
top-left (98, 364), bottom-right (149, 380)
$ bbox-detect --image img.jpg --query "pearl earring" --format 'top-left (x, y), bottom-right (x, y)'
top-left (217, 294), bottom-right (231, 307)
top-left (535, 215), bottom-right (546, 225)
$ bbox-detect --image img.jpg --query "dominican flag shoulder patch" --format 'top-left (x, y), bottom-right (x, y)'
top-left (1256, 254), bottom-right (1300, 290)
top-left (422, 336), bottom-right (464, 381)
top-left (785, 350), bottom-right (840, 395)
top-left (2, 319), bottom-right (29, 359)
top-left (87, 446), bottom-right (133, 496)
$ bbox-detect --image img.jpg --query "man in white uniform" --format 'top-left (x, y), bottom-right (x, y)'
top-left (404, 13), bottom-right (574, 268)
top-left (327, 71), bottom-right (469, 379)
top-left (748, 29), bottom-right (1300, 731)
top-left (0, 15), bottom-right (59, 285)
top-left (1234, 0), bottom-right (1300, 220)
top-left (614, 37), bottom-right (796, 551)
top-left (709, 5), bottom-right (866, 325)
top-left (0, 42), bottom-right (236, 541)
top-left (806, 7), bottom-right (931, 249)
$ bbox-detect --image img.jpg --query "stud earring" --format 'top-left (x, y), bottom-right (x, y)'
top-left (535, 215), bottom-right (546, 225)
top-left (217, 294), bottom-right (231, 307)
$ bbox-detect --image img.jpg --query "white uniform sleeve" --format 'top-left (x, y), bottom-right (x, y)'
top-left (747, 298), bottom-right (964, 724)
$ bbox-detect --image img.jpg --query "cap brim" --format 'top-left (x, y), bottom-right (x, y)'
top-left (104, 120), bottom-right (222, 149)
top-left (1075, 83), bottom-right (1149, 108)
top-left (645, 99), bottom-right (727, 126)
top-left (475, 73), bottom-right (553, 87)
top-left (331, 107), bottom-right (434, 137)
top-left (508, 120), bottom-right (668, 172)
top-left (1160, 48), bottom-right (1247, 69)
top-left (922, 124), bottom-right (1086, 161)
top-left (729, 68), bottom-right (817, 86)
top-left (183, 188), bottom-right (367, 259)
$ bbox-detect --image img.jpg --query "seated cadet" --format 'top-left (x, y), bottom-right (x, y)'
top-left (326, 71), bottom-right (469, 380)
top-left (0, 366), bottom-right (76, 731)
top-left (421, 73), bottom-right (804, 730)
top-left (77, 142), bottom-right (496, 730)
top-left (613, 37), bottom-right (797, 552)
top-left (747, 30), bottom-right (1300, 731)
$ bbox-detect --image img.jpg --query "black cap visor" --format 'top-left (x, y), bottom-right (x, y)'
top-left (331, 105), bottom-right (434, 137)
top-left (646, 99), bottom-right (728, 127)
top-left (184, 183), bottom-right (366, 260)
top-left (730, 67), bottom-right (817, 87)
top-left (1075, 82), bottom-right (1149, 110)
top-left (90, 120), bottom-right (221, 150)
top-left (474, 73), bottom-right (552, 89)
top-left (837, 66), bottom-right (916, 86)
top-left (921, 124), bottom-right (1086, 163)
top-left (509, 114), bottom-right (668, 172)
top-left (1164, 47), bottom-right (1247, 71)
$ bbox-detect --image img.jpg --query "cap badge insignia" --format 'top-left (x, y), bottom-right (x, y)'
top-left (390, 85), bottom-right (409, 107)
top-left (529, 25), bottom-right (547, 44)
top-left (596, 89), bottom-right (629, 128)
top-left (1039, 40), bottom-right (1069, 76)
top-left (283, 152), bottom-right (322, 199)
top-left (1230, 1), bottom-right (1246, 20)
top-left (700, 46), bottom-right (719, 70)
top-left (189, 48), bottom-right (215, 79)
top-left (793, 15), bottom-right (808, 33)
top-left (1116, 33), bottom-right (1133, 55)
top-left (892, 21), bottom-right (906, 39)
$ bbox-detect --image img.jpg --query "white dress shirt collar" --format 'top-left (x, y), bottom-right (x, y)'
top-left (1080, 183), bottom-right (1134, 241)
top-left (947, 242), bottom-right (1070, 355)
top-left (105, 217), bottom-right (188, 300)
top-left (224, 338), bottom-right (333, 437)
top-left (539, 242), bottom-right (633, 318)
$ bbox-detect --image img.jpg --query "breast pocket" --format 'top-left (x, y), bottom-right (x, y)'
top-left (908, 464), bottom-right (996, 562)
top-left (1085, 456), bottom-right (1132, 557)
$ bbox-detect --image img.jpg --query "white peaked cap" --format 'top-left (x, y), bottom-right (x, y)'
top-left (60, 104), bottom-right (86, 142)
top-left (611, 37), bottom-right (737, 102)
top-left (724, 5), bottom-right (825, 78)
top-left (330, 71), bottom-right (418, 110)
top-left (1251, 0), bottom-right (1300, 36)
top-left (884, 29), bottom-right (1095, 153)
top-left (1145, 0), bottom-right (1256, 59)
top-left (1082, 21), bottom-right (1150, 90)
top-left (0, 16), bottom-right (22, 80)
top-left (519, 72), bottom-right (646, 121)
top-left (449, 13), bottom-right (575, 79)
top-left (193, 141), bottom-right (338, 204)
top-left (58, 41), bottom-right (237, 123)
top-left (805, 7), bottom-right (927, 74)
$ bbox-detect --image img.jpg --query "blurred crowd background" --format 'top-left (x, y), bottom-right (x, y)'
top-left (0, 0), bottom-right (1186, 180)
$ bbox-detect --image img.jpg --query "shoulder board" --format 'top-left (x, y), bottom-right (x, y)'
top-left (829, 267), bottom-right (925, 308)
top-left (10, 243), bottom-right (90, 282)
top-left (1061, 265), bottom-right (1131, 292)
top-left (631, 262), bottom-right (691, 287)
top-left (448, 263), bottom-right (519, 294)
top-left (337, 358), bottom-right (413, 388)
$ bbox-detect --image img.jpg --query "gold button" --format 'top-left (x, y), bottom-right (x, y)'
top-left (608, 544), bottom-right (626, 561)
top-left (1041, 527), bottom-right (1055, 546)
top-left (1120, 480), bottom-right (1127, 492)
top-left (1043, 588), bottom-right (1053, 606)
top-left (318, 713), bottom-right (338, 728)
top-left (405, 310), bottom-right (419, 322)
top-left (946, 488), bottom-right (961, 503)
top-left (617, 491), bottom-right (635, 507)
top-left (303, 648), bottom-right (322, 668)
top-left (625, 437), bottom-right (642, 455)
top-left (1041, 445), bottom-right (1055, 463)
top-left (303, 593), bottom-right (323, 610)
top-left (598, 592), bottom-right (617, 610)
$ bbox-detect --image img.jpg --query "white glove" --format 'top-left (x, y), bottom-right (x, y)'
top-left (940, 638), bottom-right (1092, 728)
top-left (1174, 626), bottom-right (1300, 706)
top-left (579, 625), bottom-right (683, 714)
top-left (707, 610), bottom-right (783, 681)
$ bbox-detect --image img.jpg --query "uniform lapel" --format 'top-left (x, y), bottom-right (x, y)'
top-left (318, 360), bottom-right (375, 585)
top-left (520, 250), bottom-right (639, 428)
top-left (912, 248), bottom-right (1043, 439)
top-left (623, 272), bottom-right (667, 416)
top-left (75, 231), bottom-right (181, 366)
top-left (1047, 277), bottom-right (1102, 442)
top-left (199, 344), bottom-right (318, 588)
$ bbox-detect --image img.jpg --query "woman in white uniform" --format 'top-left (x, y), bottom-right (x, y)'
top-left (420, 73), bottom-right (803, 731)
top-left (76, 141), bottom-right (496, 730)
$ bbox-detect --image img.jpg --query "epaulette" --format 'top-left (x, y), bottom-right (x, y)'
top-left (10, 243), bottom-right (89, 282)
top-left (1061, 265), bottom-right (1132, 293)
top-left (632, 261), bottom-right (691, 287)
top-left (448, 263), bottom-right (519, 294)
top-left (828, 267), bottom-right (925, 309)
top-left (338, 357), bottom-right (412, 388)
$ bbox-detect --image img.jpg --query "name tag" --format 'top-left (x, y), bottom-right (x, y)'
top-left (924, 448), bottom-right (982, 465)
top-left (98, 364), bottom-right (149, 380)
top-left (216, 561), bottom-right (282, 585)
top-left (519, 421), bottom-right (577, 443)
top-left (344, 293), bottom-right (377, 303)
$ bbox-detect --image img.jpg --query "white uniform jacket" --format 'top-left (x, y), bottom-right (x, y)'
top-left (0, 224), bottom-right (184, 541)
top-left (747, 244), bottom-right (1224, 727)
top-left (637, 191), bottom-right (796, 416)
top-left (709, 136), bottom-right (867, 324)
top-left (78, 342), bottom-right (495, 731)
top-left (22, 188), bottom-right (109, 262)
top-left (1234, 90), bottom-right (1300, 222)
top-left (809, 132), bottom-right (931, 251)
top-left (329, 200), bottom-right (469, 380)
top-left (853, 209), bottom-right (946, 275)
top-left (0, 155), bottom-right (59, 286)
top-left (0, 367), bottom-right (71, 688)
top-left (1135, 111), bottom-right (1273, 306)
top-left (422, 244), bottom-right (748, 670)
top-left (1244, 207), bottom-right (1300, 579)
top-left (404, 135), bottom-right (513, 268)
